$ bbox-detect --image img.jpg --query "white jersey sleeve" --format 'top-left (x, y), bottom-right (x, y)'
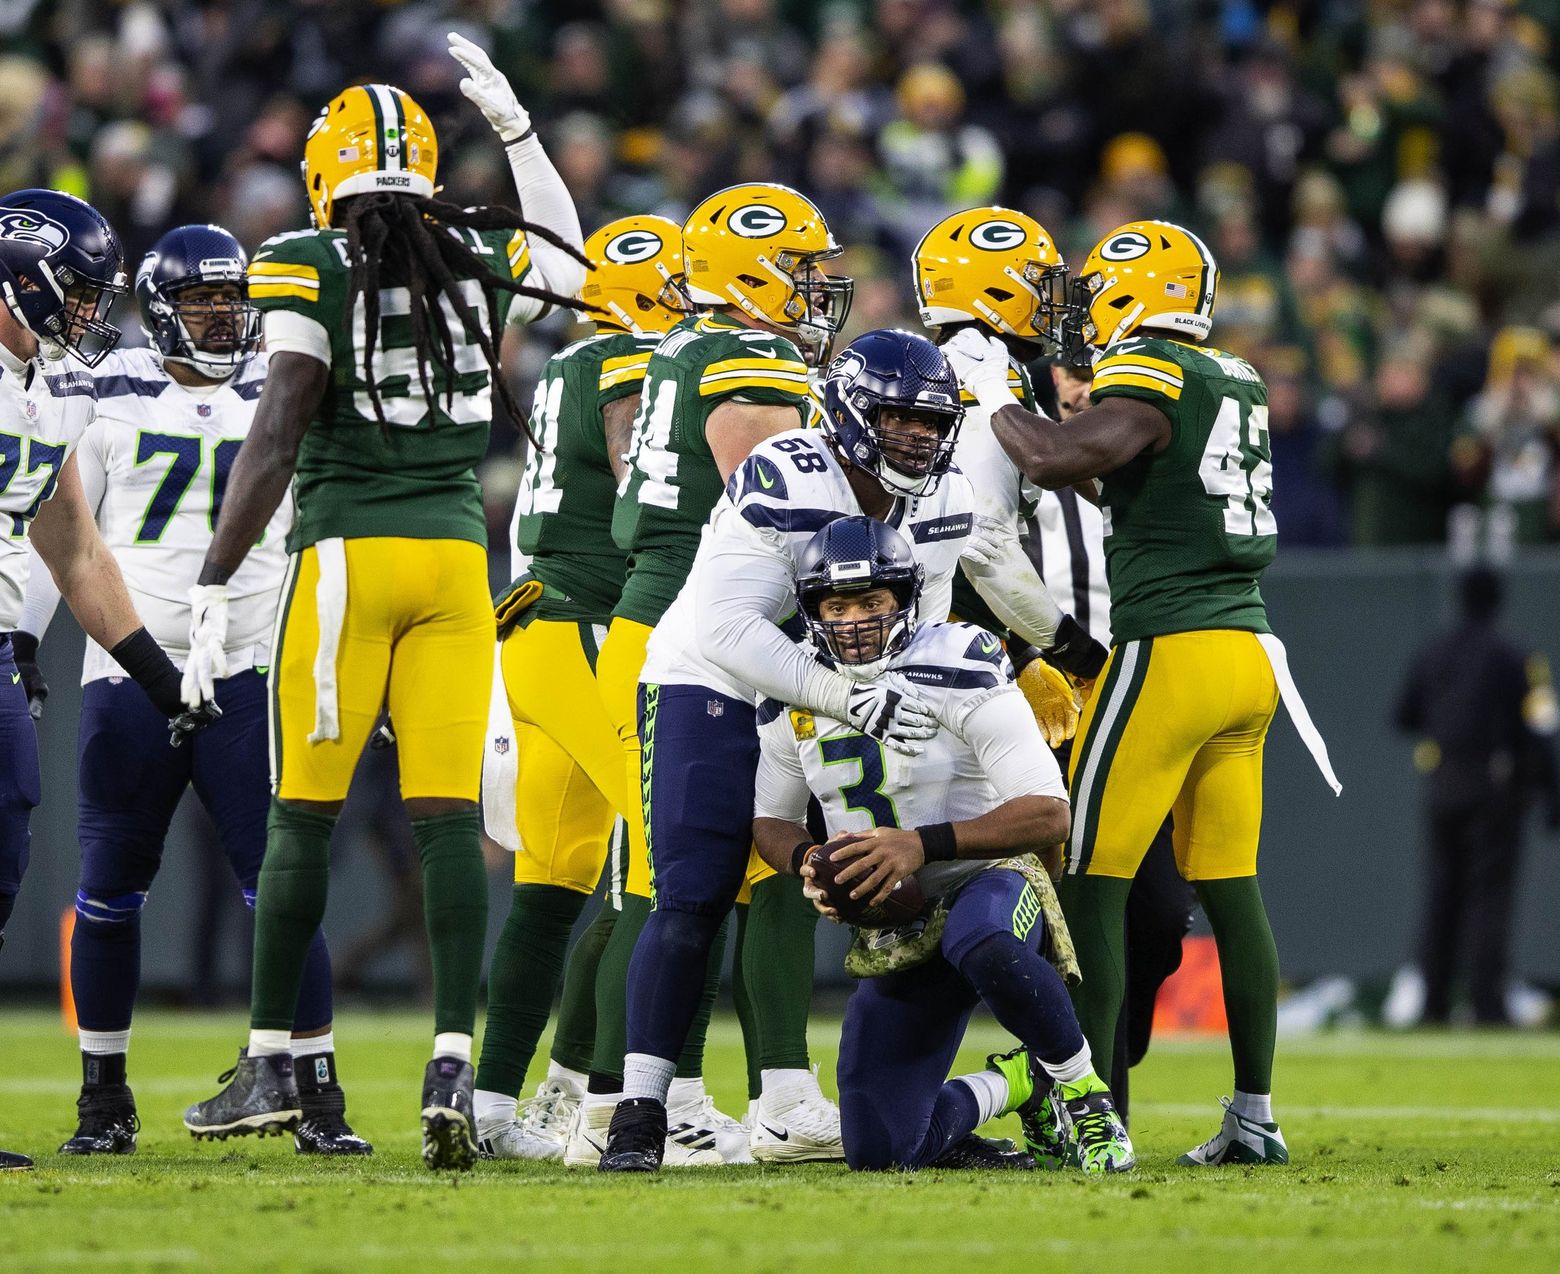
top-left (963, 689), bottom-right (1066, 802)
top-left (754, 704), bottom-right (813, 825)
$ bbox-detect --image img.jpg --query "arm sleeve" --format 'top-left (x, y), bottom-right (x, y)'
top-left (19, 422), bottom-right (108, 640)
top-left (754, 723), bottom-right (813, 824)
top-left (693, 507), bottom-right (853, 719)
top-left (261, 309), bottom-right (331, 364)
top-left (503, 134), bottom-right (586, 321)
top-left (962, 689), bottom-right (1068, 802)
top-left (959, 517), bottom-right (1063, 647)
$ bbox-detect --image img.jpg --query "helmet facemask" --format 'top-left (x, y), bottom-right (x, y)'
top-left (801, 576), bottom-right (920, 683)
top-left (603, 264), bottom-right (693, 335)
top-left (45, 271), bottom-right (126, 367)
top-left (770, 247), bottom-right (852, 365)
top-left (150, 279), bottom-right (261, 378)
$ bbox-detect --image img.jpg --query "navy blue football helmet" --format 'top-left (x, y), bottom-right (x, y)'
top-left (796, 515), bottom-right (924, 678)
top-left (819, 328), bottom-right (964, 498)
top-left (0, 189), bottom-right (126, 367)
top-left (137, 224), bottom-right (259, 379)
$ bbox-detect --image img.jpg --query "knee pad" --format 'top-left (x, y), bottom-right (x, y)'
top-left (75, 887), bottom-right (148, 925)
top-left (646, 905), bottom-right (725, 959)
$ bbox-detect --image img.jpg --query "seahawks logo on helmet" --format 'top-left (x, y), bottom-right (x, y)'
top-left (1099, 231), bottom-right (1152, 261)
top-left (968, 219), bottom-right (1027, 251)
top-left (602, 229), bottom-right (664, 264)
top-left (728, 204), bottom-right (789, 238)
top-left (0, 209), bottom-right (69, 252)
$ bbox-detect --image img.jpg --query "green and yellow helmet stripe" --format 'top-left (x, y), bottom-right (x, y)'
top-left (363, 83), bottom-right (407, 174)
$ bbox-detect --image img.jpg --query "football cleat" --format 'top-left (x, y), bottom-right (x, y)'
top-left (749, 1068), bottom-right (845, 1163)
top-left (184, 1050), bottom-right (301, 1140)
top-left (931, 1133), bottom-right (1036, 1170)
top-left (59, 1084), bottom-right (139, 1155)
top-left (519, 1076), bottom-right (582, 1153)
top-left (666, 1084), bottom-right (750, 1166)
top-left (0, 1148), bottom-right (33, 1171)
top-left (477, 1116), bottom-right (561, 1162)
top-left (295, 1088), bottom-right (372, 1157)
top-left (986, 1047), bottom-right (1071, 1169)
top-left (420, 1057), bottom-right (477, 1172)
top-left (563, 1096), bottom-right (614, 1168)
top-left (1061, 1078), bottom-right (1135, 1174)
top-left (1178, 1097), bottom-right (1289, 1166)
top-left (598, 1097), bottom-right (667, 1173)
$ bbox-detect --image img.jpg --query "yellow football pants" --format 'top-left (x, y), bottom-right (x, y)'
top-left (271, 538), bottom-right (494, 803)
top-left (595, 616), bottom-right (770, 901)
top-left (499, 617), bottom-right (629, 893)
top-left (1065, 629), bottom-right (1278, 882)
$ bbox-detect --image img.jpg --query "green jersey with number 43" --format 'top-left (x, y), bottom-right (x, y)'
top-left (512, 329), bottom-right (656, 623)
top-left (1088, 336), bottom-right (1275, 642)
top-left (612, 313), bottom-right (810, 626)
top-left (248, 223), bottom-right (541, 552)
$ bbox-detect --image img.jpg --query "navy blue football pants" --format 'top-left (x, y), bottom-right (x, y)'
top-left (625, 683), bottom-right (759, 1063)
top-left (71, 669), bottom-right (333, 1034)
top-left (0, 635), bottom-right (40, 940)
top-left (838, 867), bottom-right (1086, 1170)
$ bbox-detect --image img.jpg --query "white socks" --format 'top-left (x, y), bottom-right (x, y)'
top-left (1042, 1043), bottom-right (1094, 1087)
top-left (955, 1069), bottom-right (1009, 1124)
top-left (291, 1030), bottom-right (333, 1057)
top-left (546, 1060), bottom-right (587, 1093)
top-left (760, 1067), bottom-right (812, 1096)
top-left (433, 1032), bottom-right (473, 1064)
top-left (475, 1090), bottom-right (517, 1125)
top-left (79, 1028), bottom-right (130, 1056)
top-left (1232, 1090), bottom-right (1273, 1123)
top-left (248, 1029), bottom-right (292, 1057)
top-left (667, 1076), bottom-right (706, 1108)
top-left (622, 1053), bottom-right (675, 1103)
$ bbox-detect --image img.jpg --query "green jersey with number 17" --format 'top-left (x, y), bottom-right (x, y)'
top-left (1088, 336), bottom-right (1275, 642)
top-left (512, 329), bottom-right (656, 623)
top-left (612, 313), bottom-right (810, 627)
top-left (248, 223), bottom-right (541, 553)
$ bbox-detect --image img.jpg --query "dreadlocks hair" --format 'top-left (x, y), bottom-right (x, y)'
top-left (338, 191), bottom-right (594, 446)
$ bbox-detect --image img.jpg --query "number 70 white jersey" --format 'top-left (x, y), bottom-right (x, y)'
top-left (21, 348), bottom-right (292, 684)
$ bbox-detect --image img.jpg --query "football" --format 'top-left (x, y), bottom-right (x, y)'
top-left (805, 832), bottom-right (927, 928)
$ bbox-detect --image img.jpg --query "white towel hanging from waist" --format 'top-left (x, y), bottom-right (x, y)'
top-left (307, 537), bottom-right (348, 744)
top-left (1256, 632), bottom-right (1342, 796)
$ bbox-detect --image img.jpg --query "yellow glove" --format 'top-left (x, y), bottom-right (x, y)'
top-left (1017, 656), bottom-right (1080, 748)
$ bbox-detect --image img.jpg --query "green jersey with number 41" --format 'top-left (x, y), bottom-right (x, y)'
top-left (248, 223), bottom-right (542, 552)
top-left (1088, 336), bottom-right (1275, 642)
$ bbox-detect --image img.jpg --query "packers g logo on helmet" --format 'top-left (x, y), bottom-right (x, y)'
top-left (683, 183), bottom-right (853, 362)
top-left (1062, 219), bottom-right (1218, 357)
top-left (912, 207), bottom-right (1068, 345)
top-left (581, 214), bottom-right (691, 335)
top-left (301, 83), bottom-right (438, 228)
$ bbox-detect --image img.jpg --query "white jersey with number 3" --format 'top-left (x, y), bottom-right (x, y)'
top-left (20, 349), bottom-right (292, 683)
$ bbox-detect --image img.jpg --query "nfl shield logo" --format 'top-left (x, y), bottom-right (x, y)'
top-left (494, 735), bottom-right (510, 755)
top-left (197, 403), bottom-right (212, 417)
top-left (23, 400), bottom-right (37, 419)
top-left (706, 699), bottom-right (724, 719)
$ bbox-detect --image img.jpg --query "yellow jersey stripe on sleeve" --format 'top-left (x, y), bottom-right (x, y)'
top-left (698, 373), bottom-right (810, 398)
top-left (1092, 369), bottom-right (1183, 400)
top-left (507, 233), bottom-right (530, 279)
top-left (702, 357), bottom-right (809, 380)
top-left (599, 356), bottom-right (653, 391)
top-left (1094, 352), bottom-right (1181, 379)
top-left (248, 281), bottom-right (322, 302)
top-left (250, 260), bottom-right (320, 282)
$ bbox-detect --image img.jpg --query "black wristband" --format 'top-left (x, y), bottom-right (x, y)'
top-left (10, 631), bottom-right (38, 663)
top-left (109, 627), bottom-right (184, 717)
top-left (1045, 614), bottom-right (1108, 679)
top-left (790, 841), bottom-right (815, 876)
top-left (916, 822), bottom-right (958, 863)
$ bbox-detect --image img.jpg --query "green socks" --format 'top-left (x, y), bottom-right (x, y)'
top-left (678, 913), bottom-right (727, 1079)
top-left (550, 902), bottom-right (615, 1076)
top-left (250, 800), bottom-right (336, 1031)
top-left (1057, 872), bottom-right (1133, 1082)
top-left (475, 884), bottom-right (589, 1098)
top-left (413, 809), bottom-right (488, 1038)
top-left (741, 874), bottom-right (818, 1073)
top-left (732, 903), bottom-right (761, 1100)
top-left (1197, 875), bottom-right (1279, 1095)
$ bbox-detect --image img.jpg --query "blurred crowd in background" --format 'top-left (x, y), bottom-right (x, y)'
top-left (3, 0), bottom-right (1560, 554)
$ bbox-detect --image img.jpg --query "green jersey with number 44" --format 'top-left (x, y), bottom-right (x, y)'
top-left (512, 330), bottom-right (656, 623)
top-left (612, 313), bottom-right (810, 626)
top-left (248, 223), bottom-right (540, 552)
top-left (1088, 336), bottom-right (1275, 642)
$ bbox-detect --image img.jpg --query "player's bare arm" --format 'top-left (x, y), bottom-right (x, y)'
top-left (197, 352), bottom-right (328, 584)
top-left (752, 816), bottom-right (846, 924)
top-left (706, 399), bottom-right (799, 482)
top-left (603, 392), bottom-right (639, 485)
top-left (991, 396), bottom-right (1169, 491)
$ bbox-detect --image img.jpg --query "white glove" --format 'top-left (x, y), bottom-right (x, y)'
top-left (846, 683), bottom-right (937, 757)
top-left (960, 511), bottom-right (1011, 573)
top-left (448, 31), bottom-right (532, 142)
top-left (943, 327), bottom-right (1015, 413)
top-left (182, 585), bottom-right (230, 709)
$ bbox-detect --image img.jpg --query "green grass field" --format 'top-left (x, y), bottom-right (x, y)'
top-left (2, 1009), bottom-right (1558, 1271)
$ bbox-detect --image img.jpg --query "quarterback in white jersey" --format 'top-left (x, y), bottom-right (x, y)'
top-left (14, 223), bottom-right (364, 1162)
top-left (749, 514), bottom-right (1134, 1174)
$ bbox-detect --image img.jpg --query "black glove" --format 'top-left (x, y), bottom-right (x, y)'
top-left (108, 627), bottom-right (220, 748)
top-left (1042, 614), bottom-right (1108, 680)
top-left (9, 631), bottom-right (46, 721)
top-left (168, 702), bottom-right (222, 748)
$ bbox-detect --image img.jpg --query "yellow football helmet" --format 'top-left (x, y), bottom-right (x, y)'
top-left (580, 215), bottom-right (690, 335)
top-left (682, 183), bottom-right (852, 360)
top-left (301, 83), bottom-right (438, 228)
top-left (912, 208), bottom-right (1068, 344)
top-left (1064, 220), bottom-right (1218, 355)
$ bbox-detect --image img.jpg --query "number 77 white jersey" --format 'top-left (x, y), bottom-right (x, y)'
top-left (20, 348), bottom-right (292, 683)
